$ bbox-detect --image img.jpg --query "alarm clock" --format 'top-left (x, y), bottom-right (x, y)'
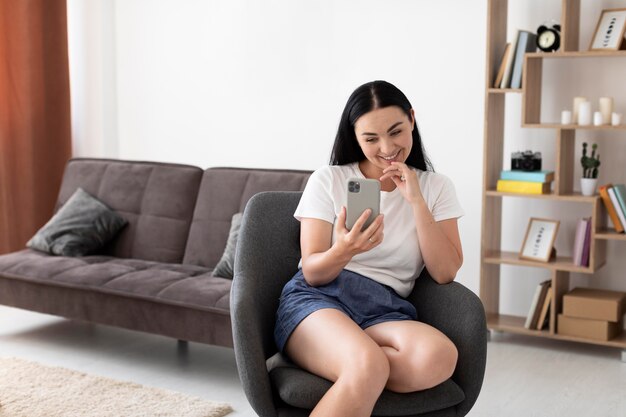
top-left (536, 23), bottom-right (561, 52)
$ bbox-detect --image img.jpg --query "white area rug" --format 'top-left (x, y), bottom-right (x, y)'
top-left (0, 357), bottom-right (233, 417)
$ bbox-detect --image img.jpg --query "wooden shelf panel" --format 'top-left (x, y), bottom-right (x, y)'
top-left (487, 313), bottom-right (549, 335)
top-left (487, 88), bottom-right (522, 94)
top-left (526, 51), bottom-right (626, 59)
top-left (485, 190), bottom-right (599, 203)
top-left (487, 313), bottom-right (626, 348)
top-left (596, 229), bottom-right (626, 241)
top-left (483, 250), bottom-right (594, 273)
top-left (522, 123), bottom-right (626, 130)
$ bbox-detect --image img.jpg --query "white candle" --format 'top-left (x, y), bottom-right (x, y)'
top-left (599, 97), bottom-right (613, 125)
top-left (593, 111), bottom-right (603, 126)
top-left (573, 96), bottom-right (587, 123)
top-left (578, 101), bottom-right (592, 126)
top-left (561, 110), bottom-right (572, 125)
top-left (612, 112), bottom-right (623, 126)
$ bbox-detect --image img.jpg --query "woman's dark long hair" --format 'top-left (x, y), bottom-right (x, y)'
top-left (329, 80), bottom-right (433, 172)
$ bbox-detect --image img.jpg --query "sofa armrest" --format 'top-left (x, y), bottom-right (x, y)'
top-left (407, 272), bottom-right (487, 417)
top-left (231, 191), bottom-right (303, 417)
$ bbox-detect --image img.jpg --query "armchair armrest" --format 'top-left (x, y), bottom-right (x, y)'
top-left (231, 191), bottom-right (304, 417)
top-left (407, 272), bottom-right (487, 417)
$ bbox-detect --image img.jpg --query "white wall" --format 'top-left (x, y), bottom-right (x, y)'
top-left (67, 0), bottom-right (626, 316)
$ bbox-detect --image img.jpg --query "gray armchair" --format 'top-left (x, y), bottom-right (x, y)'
top-left (231, 191), bottom-right (487, 417)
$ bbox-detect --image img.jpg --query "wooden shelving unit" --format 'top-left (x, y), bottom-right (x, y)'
top-left (481, 0), bottom-right (626, 355)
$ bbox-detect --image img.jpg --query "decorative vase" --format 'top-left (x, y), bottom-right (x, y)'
top-left (580, 178), bottom-right (598, 196)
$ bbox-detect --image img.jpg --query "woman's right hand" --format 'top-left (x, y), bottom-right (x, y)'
top-left (333, 206), bottom-right (384, 257)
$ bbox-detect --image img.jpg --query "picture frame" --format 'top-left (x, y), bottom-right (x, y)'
top-left (519, 218), bottom-right (560, 262)
top-left (589, 8), bottom-right (626, 51)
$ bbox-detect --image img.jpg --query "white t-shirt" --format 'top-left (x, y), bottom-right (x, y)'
top-left (294, 162), bottom-right (464, 297)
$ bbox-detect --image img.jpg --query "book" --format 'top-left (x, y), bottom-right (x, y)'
top-left (493, 43), bottom-right (512, 88)
top-left (599, 184), bottom-right (624, 233)
top-left (509, 30), bottom-right (538, 89)
top-left (572, 218), bottom-right (588, 266)
top-left (535, 286), bottom-right (553, 330)
top-left (496, 179), bottom-right (550, 194)
top-left (500, 170), bottom-right (554, 183)
top-left (612, 184), bottom-right (626, 221)
top-left (608, 186), bottom-right (626, 231)
top-left (525, 280), bottom-right (551, 329)
top-left (500, 30), bottom-right (521, 88)
top-left (580, 217), bottom-right (592, 267)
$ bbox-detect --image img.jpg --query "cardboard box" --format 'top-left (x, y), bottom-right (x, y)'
top-left (562, 287), bottom-right (626, 322)
top-left (557, 314), bottom-right (622, 341)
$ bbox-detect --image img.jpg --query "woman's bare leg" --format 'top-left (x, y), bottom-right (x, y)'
top-left (365, 320), bottom-right (458, 393)
top-left (285, 308), bottom-right (390, 417)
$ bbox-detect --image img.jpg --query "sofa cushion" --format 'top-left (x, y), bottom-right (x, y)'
top-left (56, 159), bottom-right (203, 263)
top-left (27, 188), bottom-right (127, 256)
top-left (266, 352), bottom-right (465, 416)
top-left (183, 168), bottom-right (311, 268)
top-left (212, 212), bottom-right (242, 279)
top-left (0, 249), bottom-right (230, 313)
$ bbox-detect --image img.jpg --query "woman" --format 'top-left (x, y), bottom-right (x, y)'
top-left (274, 80), bottom-right (464, 417)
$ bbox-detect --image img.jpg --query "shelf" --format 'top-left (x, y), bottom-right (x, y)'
top-left (522, 123), bottom-right (626, 130)
top-left (485, 190), bottom-right (599, 203)
top-left (487, 88), bottom-right (522, 94)
top-left (483, 250), bottom-right (595, 273)
top-left (526, 51), bottom-right (626, 59)
top-left (482, 0), bottom-right (624, 356)
top-left (487, 313), bottom-right (626, 349)
top-left (596, 229), bottom-right (626, 241)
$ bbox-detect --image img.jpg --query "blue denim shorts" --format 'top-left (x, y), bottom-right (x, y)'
top-left (274, 269), bottom-right (417, 352)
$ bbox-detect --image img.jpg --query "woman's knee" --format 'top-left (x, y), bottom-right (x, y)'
top-left (341, 343), bottom-right (390, 394)
top-left (392, 337), bottom-right (458, 393)
top-left (414, 338), bottom-right (458, 387)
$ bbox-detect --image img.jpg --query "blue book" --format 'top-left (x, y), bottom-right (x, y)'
top-left (500, 170), bottom-right (554, 182)
top-left (612, 184), bottom-right (626, 217)
top-left (509, 30), bottom-right (537, 89)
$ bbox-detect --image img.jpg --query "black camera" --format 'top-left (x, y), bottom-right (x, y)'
top-left (511, 150), bottom-right (542, 171)
top-left (348, 181), bottom-right (360, 193)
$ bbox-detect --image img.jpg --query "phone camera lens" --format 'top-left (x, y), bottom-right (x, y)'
top-left (355, 183), bottom-right (360, 192)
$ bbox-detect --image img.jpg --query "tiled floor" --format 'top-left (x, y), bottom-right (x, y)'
top-left (1, 305), bottom-right (624, 416)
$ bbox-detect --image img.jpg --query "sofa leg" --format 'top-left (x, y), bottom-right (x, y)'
top-left (177, 339), bottom-right (189, 352)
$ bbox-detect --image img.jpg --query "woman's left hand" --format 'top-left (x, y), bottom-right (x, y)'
top-left (380, 162), bottom-right (424, 205)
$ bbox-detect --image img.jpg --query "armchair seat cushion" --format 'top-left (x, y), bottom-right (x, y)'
top-left (267, 352), bottom-right (465, 416)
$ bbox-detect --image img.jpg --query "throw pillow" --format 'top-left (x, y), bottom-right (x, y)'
top-left (212, 212), bottom-right (243, 279)
top-left (27, 188), bottom-right (128, 256)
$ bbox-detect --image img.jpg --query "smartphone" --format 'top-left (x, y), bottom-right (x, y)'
top-left (346, 178), bottom-right (380, 231)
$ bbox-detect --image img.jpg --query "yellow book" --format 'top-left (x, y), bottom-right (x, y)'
top-left (497, 180), bottom-right (550, 194)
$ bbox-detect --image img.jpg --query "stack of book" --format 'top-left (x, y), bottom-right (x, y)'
top-left (572, 217), bottom-right (592, 267)
top-left (525, 280), bottom-right (552, 330)
top-left (493, 29), bottom-right (538, 89)
top-left (497, 170), bottom-right (554, 194)
top-left (598, 183), bottom-right (626, 233)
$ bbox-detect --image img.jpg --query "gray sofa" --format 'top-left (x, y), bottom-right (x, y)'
top-left (0, 158), bottom-right (310, 348)
top-left (232, 192), bottom-right (487, 416)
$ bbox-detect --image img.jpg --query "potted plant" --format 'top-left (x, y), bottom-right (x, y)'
top-left (580, 142), bottom-right (600, 196)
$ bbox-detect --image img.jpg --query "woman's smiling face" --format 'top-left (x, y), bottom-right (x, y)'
top-left (353, 105), bottom-right (414, 178)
